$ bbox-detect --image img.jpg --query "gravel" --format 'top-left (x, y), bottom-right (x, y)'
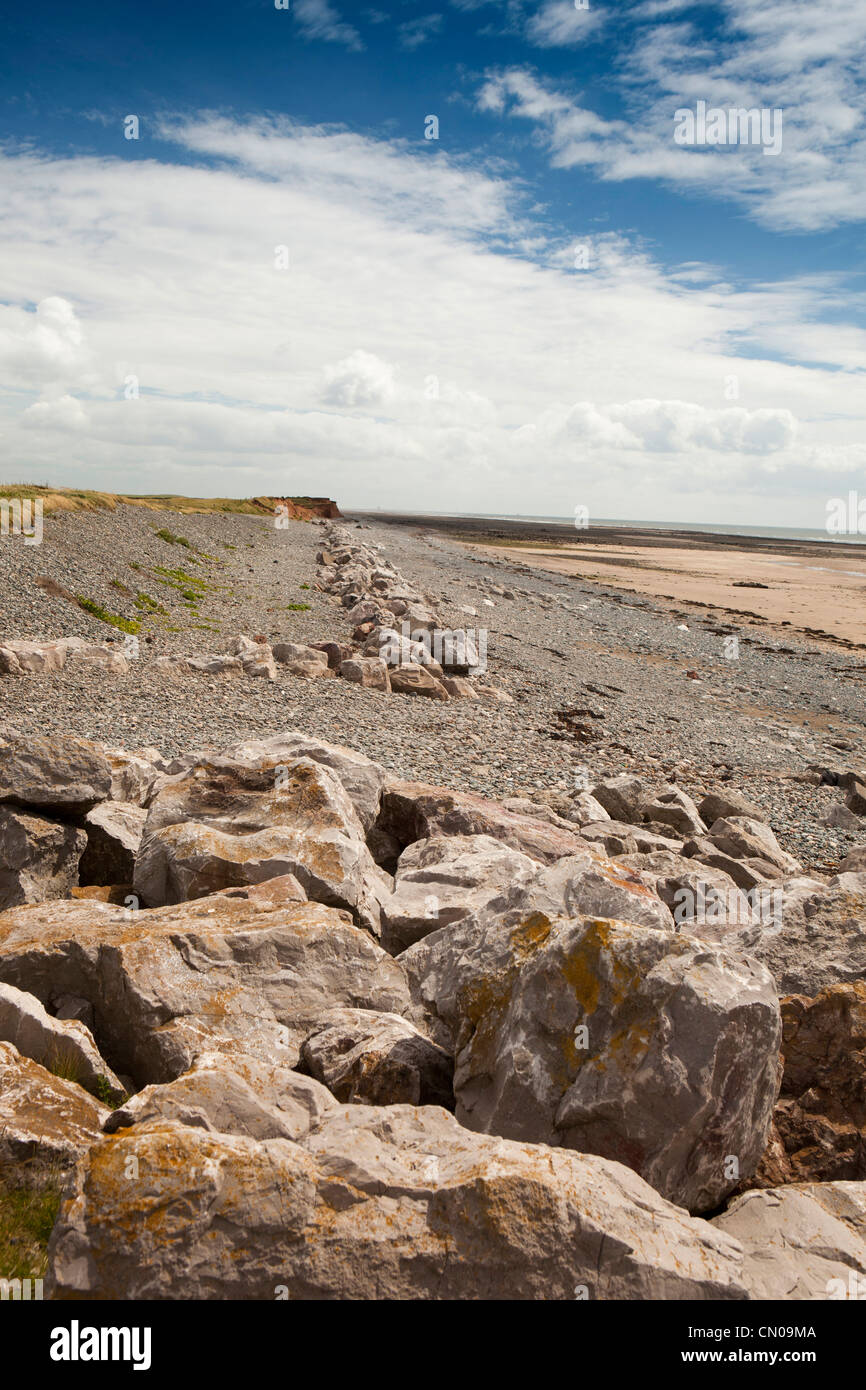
top-left (2, 504), bottom-right (865, 874)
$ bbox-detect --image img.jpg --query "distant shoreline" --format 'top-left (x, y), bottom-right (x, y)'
top-left (349, 509), bottom-right (866, 560)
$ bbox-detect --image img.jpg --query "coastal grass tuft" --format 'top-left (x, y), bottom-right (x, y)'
top-left (75, 598), bottom-right (140, 634)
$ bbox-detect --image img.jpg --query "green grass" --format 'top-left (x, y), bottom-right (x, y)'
top-left (154, 527), bottom-right (192, 548)
top-left (0, 1173), bottom-right (63, 1281)
top-left (299, 583), bottom-right (310, 590)
top-left (75, 598), bottom-right (140, 634)
top-left (134, 592), bottom-right (168, 614)
top-left (285, 602), bottom-right (311, 611)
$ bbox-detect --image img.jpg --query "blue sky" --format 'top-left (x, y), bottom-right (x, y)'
top-left (1, 0), bottom-right (865, 525)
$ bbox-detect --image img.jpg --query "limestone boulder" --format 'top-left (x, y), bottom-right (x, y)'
top-left (0, 1041), bottom-right (108, 1175)
top-left (103, 747), bottom-right (162, 806)
top-left (380, 834), bottom-right (539, 953)
top-left (389, 663), bottom-right (449, 700)
top-left (339, 657), bottom-right (391, 691)
top-left (728, 874), bottom-right (866, 995)
top-left (47, 1106), bottom-right (748, 1300)
top-left (699, 789), bottom-right (765, 825)
top-left (0, 732), bottom-right (111, 814)
top-left (0, 805), bottom-right (86, 909)
top-left (704, 817), bottom-right (801, 875)
top-left (78, 800), bottom-right (146, 886)
top-left (222, 731), bottom-right (385, 832)
top-left (713, 1183), bottom-right (866, 1300)
top-left (402, 911), bottom-right (782, 1212)
top-left (644, 787), bottom-right (706, 838)
top-left (133, 755), bottom-right (389, 934)
top-left (299, 1007), bottom-right (453, 1107)
top-left (591, 775), bottom-right (649, 824)
top-left (103, 1051), bottom-right (337, 1142)
top-left (378, 780), bottom-right (590, 866)
top-left (0, 981), bottom-right (123, 1099)
top-left (0, 894), bottom-right (411, 1086)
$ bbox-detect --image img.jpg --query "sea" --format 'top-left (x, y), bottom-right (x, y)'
top-left (410, 514), bottom-right (866, 546)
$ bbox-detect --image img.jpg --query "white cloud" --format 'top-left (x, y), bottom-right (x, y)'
top-left (294, 0), bottom-right (363, 50)
top-left (477, 0), bottom-right (866, 231)
top-left (398, 13), bottom-right (444, 49)
top-left (526, 1), bottom-right (605, 48)
top-left (0, 116), bottom-right (862, 524)
top-left (322, 350), bottom-right (397, 407)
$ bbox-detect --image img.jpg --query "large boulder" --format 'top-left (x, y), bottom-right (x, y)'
top-left (103, 1051), bottom-right (337, 1142)
top-left (103, 747), bottom-right (162, 806)
top-left (402, 911), bottom-right (782, 1213)
top-left (133, 755), bottom-right (389, 934)
top-left (0, 894), bottom-right (410, 1086)
top-left (222, 732), bottom-right (385, 832)
top-left (728, 874), bottom-right (866, 995)
top-left (0, 732), bottom-right (111, 814)
top-left (388, 663), bottom-right (449, 701)
top-left (591, 776), bottom-right (649, 824)
top-left (753, 982), bottom-right (866, 1185)
top-left (699, 789), bottom-right (765, 825)
top-left (702, 817), bottom-right (801, 876)
top-left (299, 1007), bottom-right (453, 1107)
top-left (380, 834), bottom-right (539, 954)
top-left (46, 1106), bottom-right (748, 1300)
top-left (0, 1041), bottom-right (109, 1175)
top-left (78, 800), bottom-right (146, 886)
top-left (713, 1182), bottom-right (866, 1299)
top-left (0, 805), bottom-right (86, 910)
top-left (0, 981), bottom-right (123, 1098)
top-left (339, 657), bottom-right (391, 692)
top-left (378, 780), bottom-right (590, 866)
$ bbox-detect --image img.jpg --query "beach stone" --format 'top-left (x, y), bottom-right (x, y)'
top-left (841, 847), bottom-right (866, 872)
top-left (79, 800), bottom-right (146, 885)
top-left (133, 754), bottom-right (389, 933)
top-left (0, 732), bottom-right (111, 814)
top-left (378, 780), bottom-right (589, 866)
top-left (0, 1041), bottom-right (109, 1175)
top-left (103, 1051), bottom-right (337, 1142)
top-left (0, 895), bottom-right (410, 1085)
top-left (46, 1106), bottom-right (748, 1300)
top-left (339, 657), bottom-right (391, 691)
top-left (223, 731), bottom-right (385, 832)
top-left (380, 834), bottom-right (539, 953)
top-left (389, 663), bottom-right (449, 700)
top-left (728, 874), bottom-right (866, 995)
top-left (299, 1007), bottom-right (453, 1107)
top-left (401, 912), bottom-right (781, 1213)
top-left (713, 1183), bottom-right (866, 1300)
top-left (0, 981), bottom-right (123, 1098)
top-left (0, 805), bottom-right (86, 910)
top-left (845, 780), bottom-right (866, 815)
top-left (591, 775), bottom-right (649, 824)
top-left (699, 789), bottom-right (765, 824)
top-left (822, 803), bottom-right (862, 830)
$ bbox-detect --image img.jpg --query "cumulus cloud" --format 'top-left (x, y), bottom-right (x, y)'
top-left (0, 116), bottom-right (861, 522)
top-left (321, 350), bottom-right (397, 408)
top-left (526, 1), bottom-right (605, 47)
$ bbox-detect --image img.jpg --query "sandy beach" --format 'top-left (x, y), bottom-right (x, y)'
top-left (481, 542), bottom-right (866, 649)
top-left (359, 512), bottom-right (866, 650)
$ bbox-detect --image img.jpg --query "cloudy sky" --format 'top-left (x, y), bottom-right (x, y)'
top-left (1, 0), bottom-right (864, 526)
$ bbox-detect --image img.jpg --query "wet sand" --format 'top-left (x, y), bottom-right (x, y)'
top-left (353, 512), bottom-right (866, 650)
